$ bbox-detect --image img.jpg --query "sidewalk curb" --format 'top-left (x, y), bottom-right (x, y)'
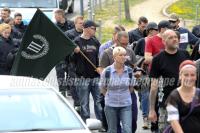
top-left (162, 0), bottom-right (178, 18)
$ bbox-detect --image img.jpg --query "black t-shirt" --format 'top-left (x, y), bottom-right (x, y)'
top-left (150, 49), bottom-right (190, 106)
top-left (134, 38), bottom-right (145, 56)
top-left (166, 89), bottom-right (200, 133)
top-left (74, 36), bottom-right (100, 78)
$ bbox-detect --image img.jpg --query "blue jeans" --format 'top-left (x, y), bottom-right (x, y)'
top-left (105, 105), bottom-right (132, 133)
top-left (77, 77), bottom-right (102, 122)
top-left (138, 89), bottom-right (149, 118)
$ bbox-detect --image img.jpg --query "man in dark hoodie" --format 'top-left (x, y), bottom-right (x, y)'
top-left (54, 9), bottom-right (74, 97)
top-left (64, 16), bottom-right (84, 111)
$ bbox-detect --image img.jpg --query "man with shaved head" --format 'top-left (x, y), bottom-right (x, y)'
top-left (148, 30), bottom-right (190, 132)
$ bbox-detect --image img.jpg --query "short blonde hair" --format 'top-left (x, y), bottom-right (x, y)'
top-left (0, 23), bottom-right (11, 34)
top-left (54, 9), bottom-right (65, 18)
top-left (74, 16), bottom-right (84, 24)
top-left (113, 46), bottom-right (126, 56)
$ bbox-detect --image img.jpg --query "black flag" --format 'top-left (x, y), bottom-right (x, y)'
top-left (11, 9), bottom-right (76, 79)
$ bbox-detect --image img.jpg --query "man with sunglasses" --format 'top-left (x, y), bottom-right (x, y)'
top-left (98, 25), bottom-right (125, 58)
top-left (168, 13), bottom-right (198, 50)
top-left (100, 31), bottom-right (137, 69)
top-left (73, 20), bottom-right (102, 123)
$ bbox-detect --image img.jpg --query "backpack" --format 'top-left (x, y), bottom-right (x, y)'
top-left (105, 66), bottom-right (133, 88)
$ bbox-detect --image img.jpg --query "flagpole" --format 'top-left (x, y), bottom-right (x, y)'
top-left (79, 50), bottom-right (97, 70)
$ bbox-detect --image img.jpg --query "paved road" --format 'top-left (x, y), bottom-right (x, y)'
top-left (129, 0), bottom-right (184, 27)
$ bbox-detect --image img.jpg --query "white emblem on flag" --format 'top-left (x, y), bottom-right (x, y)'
top-left (27, 41), bottom-right (44, 53)
top-left (21, 34), bottom-right (49, 59)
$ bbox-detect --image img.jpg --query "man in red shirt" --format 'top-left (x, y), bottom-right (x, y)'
top-left (144, 20), bottom-right (171, 65)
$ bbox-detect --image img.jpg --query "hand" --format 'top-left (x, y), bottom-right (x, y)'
top-left (74, 46), bottom-right (80, 53)
top-left (96, 67), bottom-right (103, 74)
top-left (144, 59), bottom-right (151, 65)
top-left (134, 71), bottom-right (142, 78)
top-left (148, 109), bottom-right (157, 123)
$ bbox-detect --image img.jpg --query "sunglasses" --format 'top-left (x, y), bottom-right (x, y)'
top-left (169, 20), bottom-right (177, 23)
top-left (149, 28), bottom-right (158, 31)
top-left (90, 27), bottom-right (96, 31)
top-left (117, 39), bottom-right (128, 46)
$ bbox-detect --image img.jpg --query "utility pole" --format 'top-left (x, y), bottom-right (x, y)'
top-left (88, 0), bottom-right (92, 20)
top-left (80, 0), bottom-right (84, 16)
top-left (118, 0), bottom-right (122, 24)
top-left (91, 0), bottom-right (95, 21)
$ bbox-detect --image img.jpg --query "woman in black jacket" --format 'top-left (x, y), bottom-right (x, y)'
top-left (0, 23), bottom-right (18, 75)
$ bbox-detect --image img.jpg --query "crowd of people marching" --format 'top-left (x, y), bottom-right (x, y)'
top-left (1, 7), bottom-right (200, 133)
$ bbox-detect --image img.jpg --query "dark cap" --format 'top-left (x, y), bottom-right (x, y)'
top-left (83, 20), bottom-right (99, 28)
top-left (169, 13), bottom-right (179, 21)
top-left (158, 20), bottom-right (171, 29)
top-left (146, 22), bottom-right (158, 31)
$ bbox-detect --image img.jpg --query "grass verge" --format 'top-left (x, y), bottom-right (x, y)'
top-left (167, 0), bottom-right (200, 20)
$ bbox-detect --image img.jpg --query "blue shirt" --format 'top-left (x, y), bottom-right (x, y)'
top-left (99, 64), bottom-right (134, 107)
top-left (98, 40), bottom-right (113, 58)
top-left (177, 27), bottom-right (199, 49)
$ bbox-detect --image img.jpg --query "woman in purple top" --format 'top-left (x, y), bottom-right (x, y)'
top-left (100, 46), bottom-right (134, 133)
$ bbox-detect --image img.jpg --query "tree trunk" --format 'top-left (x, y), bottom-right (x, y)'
top-left (124, 0), bottom-right (131, 20)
